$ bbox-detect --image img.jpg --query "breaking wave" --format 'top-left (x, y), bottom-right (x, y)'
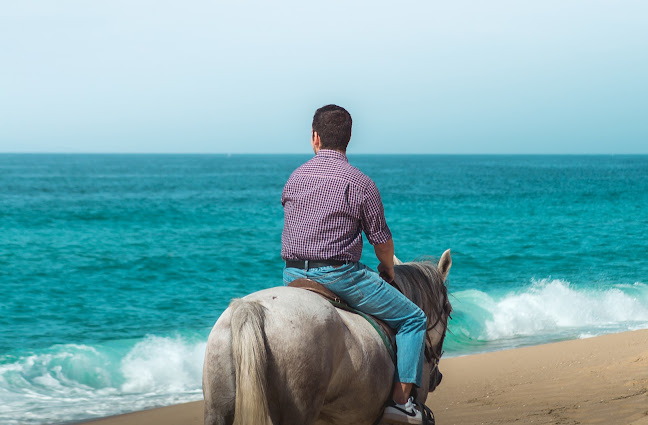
top-left (0, 334), bottom-right (206, 425)
top-left (445, 279), bottom-right (648, 355)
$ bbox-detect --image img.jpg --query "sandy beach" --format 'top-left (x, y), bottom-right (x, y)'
top-left (81, 329), bottom-right (648, 425)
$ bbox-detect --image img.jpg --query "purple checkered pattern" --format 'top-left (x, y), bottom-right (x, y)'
top-left (281, 149), bottom-right (392, 262)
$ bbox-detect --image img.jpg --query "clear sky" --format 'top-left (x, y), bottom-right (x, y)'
top-left (1, 1), bottom-right (646, 154)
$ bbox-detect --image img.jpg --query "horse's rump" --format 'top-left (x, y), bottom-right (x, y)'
top-left (204, 287), bottom-right (393, 425)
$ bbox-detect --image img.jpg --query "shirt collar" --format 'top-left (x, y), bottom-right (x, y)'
top-left (316, 149), bottom-right (348, 162)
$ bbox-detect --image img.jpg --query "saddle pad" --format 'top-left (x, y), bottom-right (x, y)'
top-left (288, 278), bottom-right (397, 364)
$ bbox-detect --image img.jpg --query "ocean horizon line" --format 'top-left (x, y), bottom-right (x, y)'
top-left (1, 152), bottom-right (647, 156)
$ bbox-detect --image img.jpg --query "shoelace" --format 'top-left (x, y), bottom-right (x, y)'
top-left (395, 397), bottom-right (416, 414)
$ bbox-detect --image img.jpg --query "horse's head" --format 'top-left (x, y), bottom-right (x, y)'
top-left (393, 249), bottom-right (452, 397)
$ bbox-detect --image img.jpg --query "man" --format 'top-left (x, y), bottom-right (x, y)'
top-left (281, 104), bottom-right (428, 424)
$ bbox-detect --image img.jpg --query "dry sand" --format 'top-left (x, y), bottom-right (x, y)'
top-left (81, 329), bottom-right (648, 425)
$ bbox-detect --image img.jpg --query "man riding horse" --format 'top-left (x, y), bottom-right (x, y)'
top-left (281, 104), bottom-right (427, 424)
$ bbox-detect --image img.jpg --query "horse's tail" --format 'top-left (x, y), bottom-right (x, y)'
top-left (230, 299), bottom-right (272, 425)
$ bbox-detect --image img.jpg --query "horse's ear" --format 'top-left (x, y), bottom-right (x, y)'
top-left (438, 249), bottom-right (452, 280)
top-left (393, 255), bottom-right (403, 265)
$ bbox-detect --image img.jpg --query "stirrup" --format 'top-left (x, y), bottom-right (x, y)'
top-left (413, 400), bottom-right (435, 425)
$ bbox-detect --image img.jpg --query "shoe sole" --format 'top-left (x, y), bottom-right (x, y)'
top-left (379, 412), bottom-right (422, 425)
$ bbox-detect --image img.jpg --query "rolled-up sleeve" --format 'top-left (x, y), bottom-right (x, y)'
top-left (360, 180), bottom-right (392, 245)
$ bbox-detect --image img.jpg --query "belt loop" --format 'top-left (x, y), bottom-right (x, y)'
top-left (305, 260), bottom-right (309, 271)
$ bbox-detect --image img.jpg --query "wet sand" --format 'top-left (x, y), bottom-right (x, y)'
top-left (81, 329), bottom-right (648, 425)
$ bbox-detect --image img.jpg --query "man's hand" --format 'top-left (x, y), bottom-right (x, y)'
top-left (374, 239), bottom-right (395, 283)
top-left (377, 262), bottom-right (395, 283)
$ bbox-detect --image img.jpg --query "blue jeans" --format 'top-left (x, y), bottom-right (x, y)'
top-left (283, 262), bottom-right (427, 386)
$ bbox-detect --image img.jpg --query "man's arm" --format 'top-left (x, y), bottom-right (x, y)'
top-left (374, 238), bottom-right (395, 283)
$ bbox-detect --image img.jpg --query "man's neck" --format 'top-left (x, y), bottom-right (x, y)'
top-left (316, 148), bottom-right (346, 155)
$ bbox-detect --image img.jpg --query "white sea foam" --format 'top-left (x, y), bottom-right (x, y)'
top-left (481, 279), bottom-right (648, 340)
top-left (442, 279), bottom-right (648, 357)
top-left (0, 335), bottom-right (206, 425)
top-left (121, 335), bottom-right (206, 393)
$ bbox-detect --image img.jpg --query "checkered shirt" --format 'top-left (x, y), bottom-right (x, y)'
top-left (281, 149), bottom-right (392, 262)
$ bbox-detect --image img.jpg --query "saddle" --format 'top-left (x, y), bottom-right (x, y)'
top-left (288, 278), bottom-right (397, 364)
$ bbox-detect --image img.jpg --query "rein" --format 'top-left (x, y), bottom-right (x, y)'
top-left (425, 289), bottom-right (450, 363)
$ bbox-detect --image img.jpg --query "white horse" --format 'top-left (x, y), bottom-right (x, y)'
top-left (203, 250), bottom-right (452, 425)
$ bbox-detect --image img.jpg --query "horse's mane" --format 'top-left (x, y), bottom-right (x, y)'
top-left (393, 259), bottom-right (452, 328)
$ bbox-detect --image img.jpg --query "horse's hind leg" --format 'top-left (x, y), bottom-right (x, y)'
top-left (204, 408), bottom-right (233, 425)
top-left (203, 355), bottom-right (235, 425)
top-left (203, 316), bottom-right (236, 425)
top-left (203, 356), bottom-right (235, 425)
top-left (267, 364), bottom-right (328, 425)
top-left (269, 403), bottom-right (322, 425)
top-left (266, 353), bottom-right (327, 425)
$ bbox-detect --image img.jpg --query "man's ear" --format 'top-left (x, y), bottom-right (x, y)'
top-left (311, 131), bottom-right (321, 152)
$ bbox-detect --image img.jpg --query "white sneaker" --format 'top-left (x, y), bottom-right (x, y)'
top-left (381, 397), bottom-right (422, 424)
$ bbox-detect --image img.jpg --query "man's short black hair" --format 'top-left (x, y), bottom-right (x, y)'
top-left (312, 105), bottom-right (352, 151)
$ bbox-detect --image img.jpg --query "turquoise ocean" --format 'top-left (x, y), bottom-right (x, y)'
top-left (1, 154), bottom-right (647, 424)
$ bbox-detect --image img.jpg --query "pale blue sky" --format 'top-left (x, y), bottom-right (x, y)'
top-left (1, 1), bottom-right (646, 154)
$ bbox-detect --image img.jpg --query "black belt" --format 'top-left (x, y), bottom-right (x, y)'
top-left (285, 259), bottom-right (352, 270)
